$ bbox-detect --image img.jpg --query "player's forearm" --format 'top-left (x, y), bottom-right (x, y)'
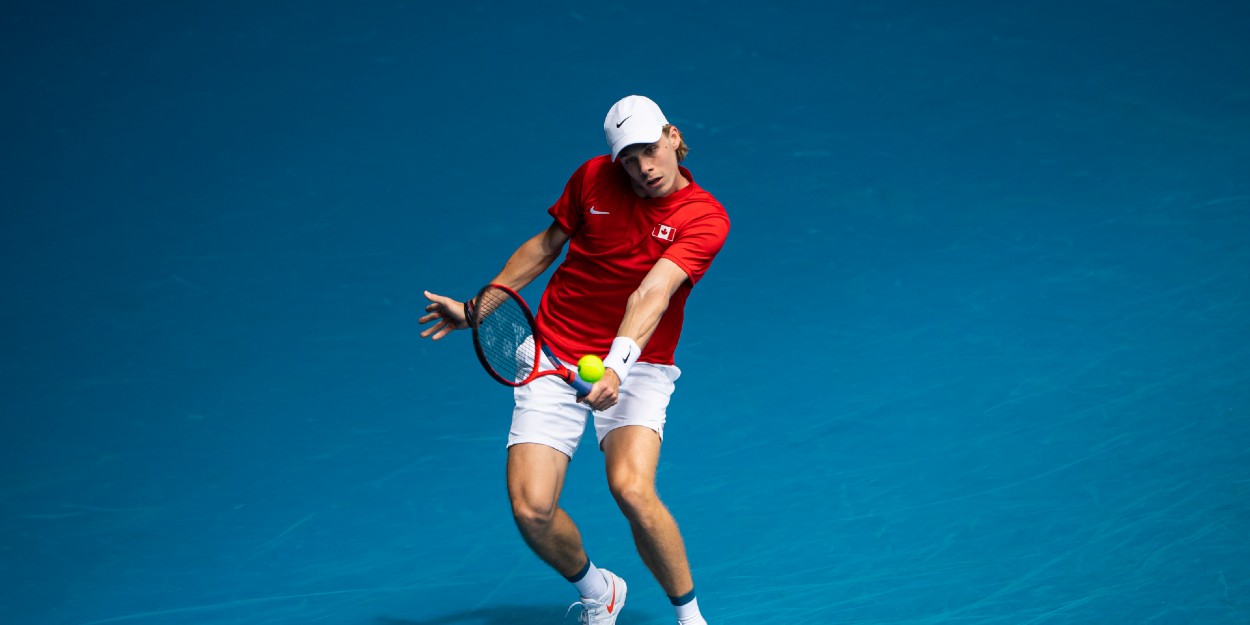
top-left (491, 231), bottom-right (561, 291)
top-left (615, 258), bottom-right (689, 351)
top-left (617, 285), bottom-right (670, 349)
top-left (601, 286), bottom-right (668, 381)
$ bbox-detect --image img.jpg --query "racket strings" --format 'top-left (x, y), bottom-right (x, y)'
top-left (474, 288), bottom-right (537, 383)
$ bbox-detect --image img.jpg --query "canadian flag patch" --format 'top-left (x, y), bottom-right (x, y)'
top-left (652, 223), bottom-right (676, 241)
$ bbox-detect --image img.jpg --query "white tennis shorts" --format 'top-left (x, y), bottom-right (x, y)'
top-left (509, 350), bottom-right (681, 458)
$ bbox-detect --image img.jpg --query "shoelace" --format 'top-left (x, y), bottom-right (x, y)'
top-left (565, 598), bottom-right (607, 624)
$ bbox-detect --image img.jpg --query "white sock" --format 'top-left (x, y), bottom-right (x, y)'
top-left (675, 596), bottom-right (704, 624)
top-left (569, 562), bottom-right (609, 600)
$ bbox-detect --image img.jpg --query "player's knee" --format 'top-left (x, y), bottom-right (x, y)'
top-left (510, 495), bottom-right (557, 533)
top-left (608, 476), bottom-right (658, 520)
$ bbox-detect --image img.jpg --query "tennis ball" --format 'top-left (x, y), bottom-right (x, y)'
top-left (578, 355), bottom-right (605, 383)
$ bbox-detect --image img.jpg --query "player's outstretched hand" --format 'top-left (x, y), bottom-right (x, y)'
top-left (419, 290), bottom-right (469, 340)
top-left (580, 368), bottom-right (621, 411)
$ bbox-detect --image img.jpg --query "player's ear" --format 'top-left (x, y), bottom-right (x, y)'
top-left (667, 126), bottom-right (683, 147)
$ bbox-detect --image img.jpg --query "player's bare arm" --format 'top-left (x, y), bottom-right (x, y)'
top-left (419, 221), bottom-right (570, 341)
top-left (581, 258), bottom-right (689, 410)
top-left (489, 221), bottom-right (571, 291)
top-left (618, 258), bottom-right (690, 348)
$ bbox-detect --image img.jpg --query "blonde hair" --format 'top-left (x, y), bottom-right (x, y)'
top-left (663, 124), bottom-right (690, 162)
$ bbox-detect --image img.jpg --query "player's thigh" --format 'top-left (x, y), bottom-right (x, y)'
top-left (601, 425), bottom-right (662, 498)
top-left (507, 442), bottom-right (572, 517)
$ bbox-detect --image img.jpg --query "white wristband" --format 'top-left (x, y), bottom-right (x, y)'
top-left (602, 337), bottom-right (641, 383)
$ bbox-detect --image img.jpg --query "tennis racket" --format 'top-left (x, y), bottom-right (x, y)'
top-left (465, 284), bottom-right (592, 396)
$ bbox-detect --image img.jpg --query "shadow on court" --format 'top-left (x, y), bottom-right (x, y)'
top-left (376, 606), bottom-right (664, 625)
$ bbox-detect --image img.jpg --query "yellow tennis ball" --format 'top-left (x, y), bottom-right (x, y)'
top-left (578, 355), bottom-right (605, 383)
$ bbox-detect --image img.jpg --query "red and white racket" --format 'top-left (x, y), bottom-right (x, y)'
top-left (465, 284), bottom-right (593, 396)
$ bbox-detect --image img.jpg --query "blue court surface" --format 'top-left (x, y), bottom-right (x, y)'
top-left (3, 2), bottom-right (1249, 624)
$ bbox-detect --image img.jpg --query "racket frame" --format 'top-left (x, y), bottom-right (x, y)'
top-left (467, 284), bottom-right (592, 396)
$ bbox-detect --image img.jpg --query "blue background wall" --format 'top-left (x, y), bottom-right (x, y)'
top-left (3, 1), bottom-right (1248, 623)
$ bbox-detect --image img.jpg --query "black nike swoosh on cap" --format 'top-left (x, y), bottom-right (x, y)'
top-left (616, 115), bottom-right (633, 128)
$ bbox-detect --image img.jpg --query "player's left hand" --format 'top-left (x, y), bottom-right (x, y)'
top-left (580, 368), bottom-right (621, 411)
top-left (419, 290), bottom-right (469, 340)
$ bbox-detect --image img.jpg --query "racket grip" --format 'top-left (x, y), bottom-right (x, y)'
top-left (570, 376), bottom-right (593, 397)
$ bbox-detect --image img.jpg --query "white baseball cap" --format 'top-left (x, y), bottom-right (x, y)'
top-left (604, 95), bottom-right (669, 161)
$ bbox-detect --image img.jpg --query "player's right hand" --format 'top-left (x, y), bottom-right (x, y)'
top-left (579, 368), bottom-right (620, 411)
top-left (419, 290), bottom-right (469, 340)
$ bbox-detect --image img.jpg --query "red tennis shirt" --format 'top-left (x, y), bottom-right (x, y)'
top-left (537, 155), bottom-right (730, 366)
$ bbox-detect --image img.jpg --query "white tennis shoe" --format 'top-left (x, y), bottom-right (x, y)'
top-left (569, 569), bottom-right (627, 625)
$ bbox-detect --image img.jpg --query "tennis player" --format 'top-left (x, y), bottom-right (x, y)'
top-left (420, 95), bottom-right (729, 625)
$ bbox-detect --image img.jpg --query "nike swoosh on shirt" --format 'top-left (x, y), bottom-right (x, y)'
top-left (589, 207), bottom-right (610, 215)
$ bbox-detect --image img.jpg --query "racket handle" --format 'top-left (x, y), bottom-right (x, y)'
top-left (569, 376), bottom-right (593, 397)
top-left (541, 345), bottom-right (593, 397)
